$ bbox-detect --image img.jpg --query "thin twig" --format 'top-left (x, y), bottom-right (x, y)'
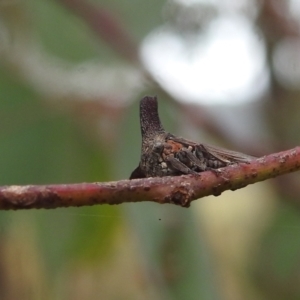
top-left (58, 0), bottom-right (139, 63)
top-left (0, 147), bottom-right (299, 210)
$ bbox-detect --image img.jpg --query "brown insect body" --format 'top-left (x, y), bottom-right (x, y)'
top-left (130, 96), bottom-right (255, 179)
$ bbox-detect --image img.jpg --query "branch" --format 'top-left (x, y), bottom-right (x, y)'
top-left (58, 0), bottom-right (139, 63)
top-left (0, 147), bottom-right (299, 210)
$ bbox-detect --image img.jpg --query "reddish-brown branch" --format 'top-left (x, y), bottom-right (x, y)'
top-left (0, 147), bottom-right (299, 210)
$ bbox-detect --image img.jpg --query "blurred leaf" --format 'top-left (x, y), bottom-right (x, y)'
top-left (31, 0), bottom-right (102, 62)
top-left (0, 66), bottom-right (112, 184)
top-left (253, 204), bottom-right (300, 300)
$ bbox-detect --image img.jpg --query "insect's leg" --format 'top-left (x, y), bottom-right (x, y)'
top-left (195, 145), bottom-right (207, 160)
top-left (165, 156), bottom-right (196, 175)
top-left (195, 145), bottom-right (229, 169)
top-left (180, 148), bottom-right (207, 171)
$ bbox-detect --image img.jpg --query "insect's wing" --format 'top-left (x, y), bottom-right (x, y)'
top-left (200, 143), bottom-right (255, 163)
top-left (167, 134), bottom-right (255, 164)
top-left (167, 134), bottom-right (198, 147)
top-left (167, 133), bottom-right (255, 168)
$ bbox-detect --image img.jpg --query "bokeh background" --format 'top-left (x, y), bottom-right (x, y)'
top-left (1, 0), bottom-right (300, 299)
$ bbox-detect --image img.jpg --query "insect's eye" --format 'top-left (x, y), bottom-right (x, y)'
top-left (153, 142), bottom-right (164, 153)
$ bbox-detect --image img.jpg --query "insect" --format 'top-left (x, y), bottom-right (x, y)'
top-left (130, 96), bottom-right (255, 179)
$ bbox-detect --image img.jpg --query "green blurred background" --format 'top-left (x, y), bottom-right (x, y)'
top-left (1, 1), bottom-right (300, 299)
